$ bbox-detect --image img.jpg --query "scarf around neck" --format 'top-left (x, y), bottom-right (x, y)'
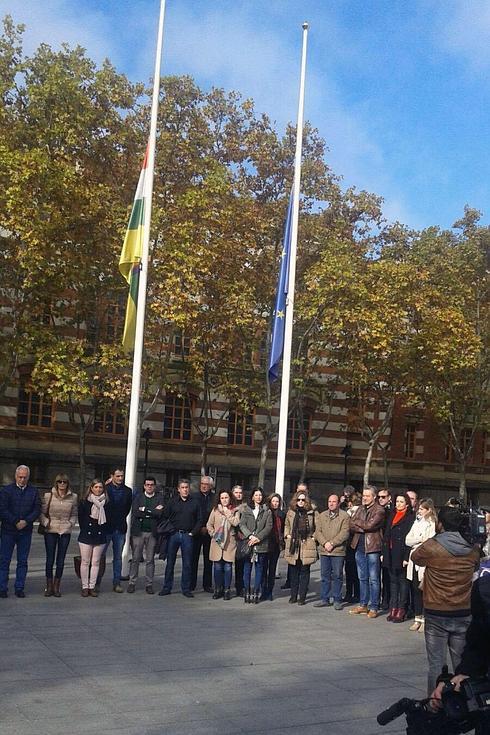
top-left (289, 508), bottom-right (310, 556)
top-left (88, 493), bottom-right (107, 525)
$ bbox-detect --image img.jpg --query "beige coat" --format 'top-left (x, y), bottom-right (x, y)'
top-left (284, 509), bottom-right (319, 566)
top-left (40, 488), bottom-right (78, 535)
top-left (405, 516), bottom-right (436, 581)
top-left (207, 507), bottom-right (240, 563)
top-left (315, 509), bottom-right (350, 556)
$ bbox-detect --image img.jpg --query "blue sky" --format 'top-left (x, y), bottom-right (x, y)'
top-left (3, 0), bottom-right (490, 230)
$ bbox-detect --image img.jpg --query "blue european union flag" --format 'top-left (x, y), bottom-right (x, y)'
top-left (268, 194), bottom-right (293, 383)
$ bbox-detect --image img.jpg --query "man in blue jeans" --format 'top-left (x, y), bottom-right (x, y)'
top-left (159, 479), bottom-right (201, 598)
top-left (314, 494), bottom-right (350, 610)
top-left (0, 465), bottom-right (41, 598)
top-left (349, 485), bottom-right (385, 619)
top-left (104, 468), bottom-right (132, 593)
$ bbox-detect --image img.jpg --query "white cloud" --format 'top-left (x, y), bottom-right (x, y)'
top-left (433, 0), bottom-right (490, 69)
top-left (165, 3), bottom-right (415, 225)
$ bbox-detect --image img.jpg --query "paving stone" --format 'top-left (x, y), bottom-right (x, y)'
top-left (0, 535), bottom-right (426, 735)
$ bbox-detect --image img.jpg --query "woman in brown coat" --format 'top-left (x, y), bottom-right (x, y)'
top-left (207, 490), bottom-right (240, 600)
top-left (284, 491), bottom-right (319, 605)
top-left (40, 474), bottom-right (78, 597)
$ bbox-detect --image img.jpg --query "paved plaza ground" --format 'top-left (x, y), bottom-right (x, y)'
top-left (0, 534), bottom-right (427, 735)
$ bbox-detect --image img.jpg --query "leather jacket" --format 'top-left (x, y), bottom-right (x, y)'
top-left (350, 502), bottom-right (385, 553)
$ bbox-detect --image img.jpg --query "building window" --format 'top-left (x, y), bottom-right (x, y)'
top-left (404, 424), bottom-right (417, 459)
top-left (483, 432), bottom-right (489, 465)
top-left (445, 428), bottom-right (473, 463)
top-left (17, 387), bottom-right (53, 428)
top-left (173, 332), bottom-right (190, 358)
top-left (94, 404), bottom-right (126, 435)
top-left (287, 411), bottom-right (311, 451)
top-left (163, 395), bottom-right (192, 441)
top-left (227, 410), bottom-right (254, 446)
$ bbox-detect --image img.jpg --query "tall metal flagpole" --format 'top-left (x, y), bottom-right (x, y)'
top-left (274, 22), bottom-right (309, 498)
top-left (121, 0), bottom-right (166, 573)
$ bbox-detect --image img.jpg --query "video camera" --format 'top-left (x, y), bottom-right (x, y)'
top-left (460, 504), bottom-right (487, 548)
top-left (377, 672), bottom-right (490, 735)
top-left (447, 500), bottom-right (488, 547)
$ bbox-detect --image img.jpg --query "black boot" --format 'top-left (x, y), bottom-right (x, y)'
top-left (253, 592), bottom-right (260, 604)
top-left (223, 589), bottom-right (231, 601)
top-left (212, 587), bottom-right (223, 600)
top-left (244, 589), bottom-right (251, 603)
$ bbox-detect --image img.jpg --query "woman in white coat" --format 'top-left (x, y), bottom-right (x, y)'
top-left (405, 498), bottom-right (437, 632)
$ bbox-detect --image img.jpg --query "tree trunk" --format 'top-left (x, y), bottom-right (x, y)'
top-left (458, 460), bottom-right (467, 504)
top-left (363, 441), bottom-right (374, 488)
top-left (382, 450), bottom-right (389, 489)
top-left (300, 440), bottom-right (309, 483)
top-left (79, 427), bottom-right (87, 493)
top-left (200, 441), bottom-right (207, 477)
top-left (258, 436), bottom-right (269, 489)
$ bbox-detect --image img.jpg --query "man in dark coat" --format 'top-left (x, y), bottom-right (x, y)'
top-left (159, 479), bottom-right (201, 597)
top-left (104, 467), bottom-right (132, 592)
top-left (0, 465), bottom-right (41, 597)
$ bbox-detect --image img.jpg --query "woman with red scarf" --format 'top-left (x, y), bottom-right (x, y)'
top-left (381, 492), bottom-right (414, 623)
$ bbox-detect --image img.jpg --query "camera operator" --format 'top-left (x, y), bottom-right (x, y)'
top-left (429, 572), bottom-right (490, 731)
top-left (411, 506), bottom-right (480, 695)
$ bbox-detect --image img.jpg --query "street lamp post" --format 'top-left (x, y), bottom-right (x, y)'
top-left (143, 427), bottom-right (152, 476)
top-left (341, 443), bottom-right (353, 486)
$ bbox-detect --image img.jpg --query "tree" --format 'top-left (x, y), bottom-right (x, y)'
top-left (403, 215), bottom-right (490, 500)
top-left (0, 21), bottom-right (142, 486)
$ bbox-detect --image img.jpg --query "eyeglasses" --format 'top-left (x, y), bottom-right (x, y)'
top-left (57, 480), bottom-right (68, 484)
top-left (297, 498), bottom-right (306, 502)
top-left (378, 495), bottom-right (389, 499)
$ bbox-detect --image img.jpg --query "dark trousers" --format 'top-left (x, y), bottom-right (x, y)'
top-left (235, 557), bottom-right (245, 595)
top-left (44, 533), bottom-right (71, 579)
top-left (104, 530), bottom-right (126, 585)
top-left (381, 565), bottom-right (391, 608)
top-left (412, 568), bottom-right (424, 617)
top-left (213, 560), bottom-right (232, 589)
top-left (263, 546), bottom-right (281, 596)
top-left (289, 560), bottom-right (310, 601)
top-left (191, 533), bottom-right (212, 590)
top-left (243, 553), bottom-right (267, 592)
top-left (388, 567), bottom-right (409, 609)
top-left (344, 545), bottom-right (359, 600)
top-left (163, 531), bottom-right (193, 593)
top-left (0, 531), bottom-right (33, 592)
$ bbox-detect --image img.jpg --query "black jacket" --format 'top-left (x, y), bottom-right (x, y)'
top-left (456, 574), bottom-right (490, 678)
top-left (382, 509), bottom-right (414, 570)
top-left (105, 483), bottom-right (132, 533)
top-left (77, 500), bottom-right (107, 546)
top-left (163, 495), bottom-right (201, 535)
top-left (194, 491), bottom-right (215, 527)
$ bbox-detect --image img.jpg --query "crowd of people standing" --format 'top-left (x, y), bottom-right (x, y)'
top-left (0, 464), bottom-right (442, 620)
top-left (1, 463), bottom-right (487, 700)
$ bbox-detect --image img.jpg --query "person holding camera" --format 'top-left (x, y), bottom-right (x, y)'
top-left (411, 506), bottom-right (480, 695)
top-left (429, 572), bottom-right (490, 733)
